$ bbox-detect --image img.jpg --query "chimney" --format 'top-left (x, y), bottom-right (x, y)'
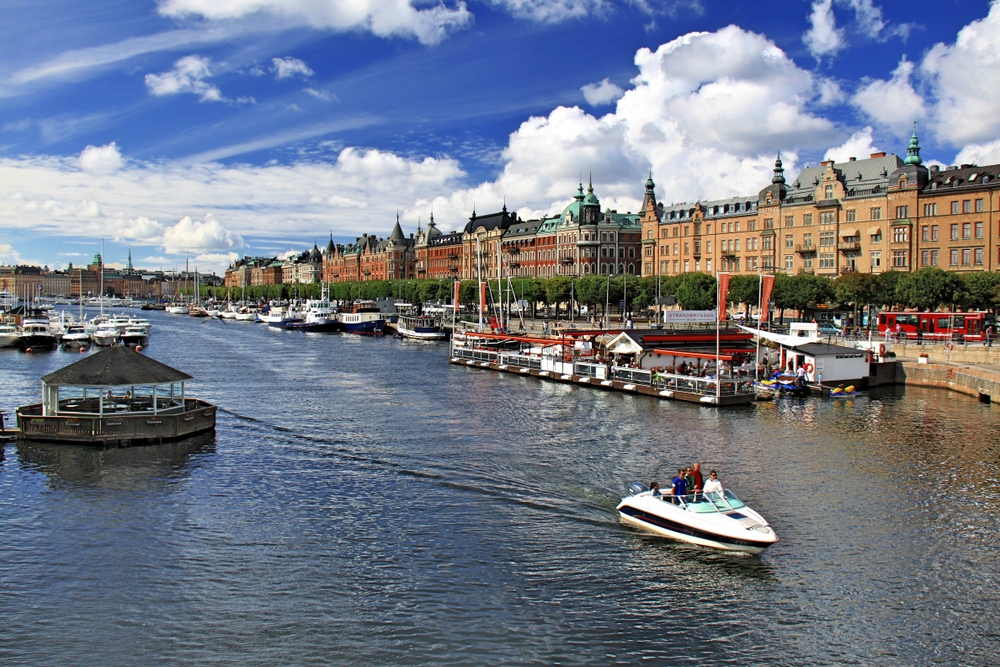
top-left (870, 152), bottom-right (886, 158)
top-left (849, 157), bottom-right (856, 161)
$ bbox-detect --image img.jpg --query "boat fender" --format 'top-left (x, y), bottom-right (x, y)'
top-left (803, 362), bottom-right (814, 373)
top-left (135, 345), bottom-right (142, 352)
top-left (25, 348), bottom-right (31, 354)
top-left (879, 343), bottom-right (886, 355)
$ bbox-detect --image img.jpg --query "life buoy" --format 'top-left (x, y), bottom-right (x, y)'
top-left (945, 342), bottom-right (954, 351)
top-left (803, 362), bottom-right (814, 374)
top-left (879, 343), bottom-right (886, 355)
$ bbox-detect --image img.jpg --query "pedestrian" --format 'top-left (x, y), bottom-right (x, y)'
top-left (985, 324), bottom-right (994, 347)
top-left (917, 327), bottom-right (923, 345)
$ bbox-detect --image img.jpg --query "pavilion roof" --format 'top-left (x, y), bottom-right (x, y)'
top-left (41, 346), bottom-right (193, 387)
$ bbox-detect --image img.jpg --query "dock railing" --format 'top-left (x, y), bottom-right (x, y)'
top-left (574, 362), bottom-right (607, 379)
top-left (500, 353), bottom-right (542, 370)
top-left (451, 346), bottom-right (498, 364)
top-left (650, 372), bottom-right (754, 397)
top-left (612, 367), bottom-right (652, 385)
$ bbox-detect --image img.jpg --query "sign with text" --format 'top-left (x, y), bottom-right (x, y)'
top-left (665, 310), bottom-right (717, 323)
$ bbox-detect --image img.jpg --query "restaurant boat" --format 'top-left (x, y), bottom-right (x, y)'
top-left (16, 345), bottom-right (216, 447)
top-left (395, 315), bottom-right (446, 340)
top-left (339, 301), bottom-right (385, 335)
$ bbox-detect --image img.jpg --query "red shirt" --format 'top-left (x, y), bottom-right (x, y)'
top-left (692, 469), bottom-right (704, 491)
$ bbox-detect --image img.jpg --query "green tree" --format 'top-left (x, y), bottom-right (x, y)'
top-left (960, 271), bottom-right (1000, 311)
top-left (833, 272), bottom-right (879, 323)
top-left (675, 272), bottom-right (716, 310)
top-left (772, 274), bottom-right (833, 318)
top-left (873, 271), bottom-right (905, 309)
top-left (545, 276), bottom-right (573, 317)
top-left (895, 267), bottom-right (963, 311)
top-left (575, 275), bottom-right (608, 317)
top-left (727, 275), bottom-right (759, 316)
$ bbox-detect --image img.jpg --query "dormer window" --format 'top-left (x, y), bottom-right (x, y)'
top-left (825, 185), bottom-right (834, 199)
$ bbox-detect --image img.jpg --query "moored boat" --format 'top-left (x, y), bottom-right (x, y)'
top-left (616, 483), bottom-right (777, 554)
top-left (395, 315), bottom-right (446, 340)
top-left (92, 321), bottom-right (121, 347)
top-left (0, 321), bottom-right (19, 348)
top-left (17, 311), bottom-right (58, 351)
top-left (339, 301), bottom-right (385, 335)
top-left (121, 325), bottom-right (149, 348)
top-left (60, 324), bottom-right (91, 349)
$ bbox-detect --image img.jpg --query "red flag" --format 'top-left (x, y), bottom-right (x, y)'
top-left (760, 274), bottom-right (775, 324)
top-left (453, 280), bottom-right (461, 310)
top-left (479, 282), bottom-right (487, 313)
top-left (717, 272), bottom-right (730, 322)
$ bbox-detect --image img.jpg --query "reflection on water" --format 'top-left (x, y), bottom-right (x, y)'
top-left (16, 432), bottom-right (216, 490)
top-left (1, 311), bottom-right (999, 666)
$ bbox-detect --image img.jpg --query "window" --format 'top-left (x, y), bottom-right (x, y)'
top-left (734, 239), bottom-right (741, 252)
top-left (921, 250), bottom-right (929, 267)
top-left (684, 259), bottom-right (690, 272)
top-left (735, 222), bottom-right (741, 232)
top-left (930, 250), bottom-right (938, 266)
top-left (764, 218), bottom-right (773, 230)
top-left (963, 200), bottom-right (972, 213)
top-left (803, 214), bottom-right (813, 226)
top-left (922, 225), bottom-right (929, 241)
top-left (672, 228), bottom-right (678, 238)
top-left (975, 222), bottom-right (983, 239)
top-left (846, 209), bottom-right (856, 222)
top-left (628, 248), bottom-right (635, 258)
top-left (962, 248), bottom-right (971, 265)
top-left (870, 207), bottom-right (882, 220)
top-left (896, 205), bottom-right (909, 219)
top-left (893, 227), bottom-right (908, 243)
top-left (975, 248), bottom-right (984, 265)
top-left (924, 203), bottom-right (937, 216)
top-left (951, 224), bottom-right (959, 240)
top-left (963, 223), bottom-right (971, 239)
top-left (820, 231), bottom-right (835, 247)
top-left (825, 185), bottom-right (834, 199)
top-left (706, 241), bottom-right (712, 253)
top-left (820, 253), bottom-right (835, 269)
top-left (871, 230), bottom-right (883, 243)
top-left (892, 251), bottom-right (907, 267)
top-left (647, 230), bottom-right (652, 239)
top-left (785, 215), bottom-right (794, 227)
top-left (951, 201), bottom-right (959, 215)
top-left (975, 198), bottom-right (984, 213)
top-left (706, 224), bottom-right (712, 234)
top-left (950, 249), bottom-right (959, 266)
top-left (871, 250), bottom-right (881, 268)
top-left (931, 225), bottom-right (938, 241)
top-left (706, 258), bottom-right (713, 273)
top-left (684, 242), bottom-right (690, 254)
top-left (672, 260), bottom-right (678, 273)
top-left (803, 233), bottom-right (813, 247)
top-left (684, 226), bottom-right (689, 236)
top-left (785, 254), bottom-right (794, 270)
top-left (748, 220), bottom-right (756, 231)
top-left (785, 234), bottom-right (794, 248)
top-left (820, 211), bottom-right (836, 225)
top-left (673, 243), bottom-right (678, 255)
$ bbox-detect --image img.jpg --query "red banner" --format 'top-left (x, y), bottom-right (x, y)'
top-left (479, 282), bottom-right (487, 313)
top-left (760, 274), bottom-right (775, 324)
top-left (717, 272), bottom-right (730, 322)
top-left (453, 281), bottom-right (461, 310)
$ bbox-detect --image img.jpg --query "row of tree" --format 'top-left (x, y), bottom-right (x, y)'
top-left (214, 269), bottom-right (1000, 317)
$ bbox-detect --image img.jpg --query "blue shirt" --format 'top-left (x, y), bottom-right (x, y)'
top-left (672, 476), bottom-right (688, 497)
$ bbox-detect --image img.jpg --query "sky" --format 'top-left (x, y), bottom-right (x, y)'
top-left (1, 0), bottom-right (999, 275)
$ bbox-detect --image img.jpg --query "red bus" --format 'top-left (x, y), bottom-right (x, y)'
top-left (877, 311), bottom-right (995, 342)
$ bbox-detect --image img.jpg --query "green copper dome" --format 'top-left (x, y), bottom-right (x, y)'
top-left (904, 127), bottom-right (922, 166)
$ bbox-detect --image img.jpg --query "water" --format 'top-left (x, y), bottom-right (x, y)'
top-left (2, 311), bottom-right (999, 666)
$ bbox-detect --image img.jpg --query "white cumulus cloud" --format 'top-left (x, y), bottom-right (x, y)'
top-left (271, 57), bottom-right (313, 79)
top-left (79, 142), bottom-right (125, 174)
top-left (922, 1), bottom-right (1000, 148)
top-left (144, 55), bottom-right (224, 102)
top-left (824, 126), bottom-right (880, 162)
top-left (158, 0), bottom-right (473, 46)
top-left (581, 78), bottom-right (624, 106)
top-left (804, 0), bottom-right (845, 60)
top-left (852, 57), bottom-right (925, 136)
top-left (162, 214), bottom-right (245, 254)
top-left (489, 0), bottom-right (606, 23)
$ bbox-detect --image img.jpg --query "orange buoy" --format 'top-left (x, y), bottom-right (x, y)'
top-left (24, 347), bottom-right (32, 354)
top-left (135, 345), bottom-right (142, 352)
top-left (79, 347), bottom-right (86, 353)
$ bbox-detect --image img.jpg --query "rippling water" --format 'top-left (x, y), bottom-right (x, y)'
top-left (2, 311), bottom-right (999, 666)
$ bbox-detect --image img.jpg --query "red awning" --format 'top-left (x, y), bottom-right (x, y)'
top-left (652, 348), bottom-right (736, 361)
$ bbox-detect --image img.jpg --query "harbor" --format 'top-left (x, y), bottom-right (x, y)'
top-left (1, 307), bottom-right (999, 666)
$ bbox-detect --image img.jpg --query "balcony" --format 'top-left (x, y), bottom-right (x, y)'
top-left (720, 250), bottom-right (737, 259)
top-left (795, 244), bottom-right (816, 254)
top-left (559, 255), bottom-right (575, 264)
top-left (797, 267), bottom-right (815, 275)
top-left (838, 241), bottom-right (861, 252)
top-left (840, 266), bottom-right (858, 274)
top-left (448, 253), bottom-right (459, 260)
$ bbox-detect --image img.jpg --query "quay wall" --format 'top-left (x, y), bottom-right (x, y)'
top-left (899, 362), bottom-right (1000, 403)
top-left (891, 342), bottom-right (1000, 366)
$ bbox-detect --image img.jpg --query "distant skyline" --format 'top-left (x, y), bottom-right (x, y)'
top-left (2, 0), bottom-right (998, 274)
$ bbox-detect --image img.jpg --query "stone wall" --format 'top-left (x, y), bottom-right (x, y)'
top-left (900, 362), bottom-right (1000, 403)
top-left (893, 342), bottom-right (1000, 366)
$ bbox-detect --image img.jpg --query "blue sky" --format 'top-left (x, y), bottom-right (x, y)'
top-left (1, 0), bottom-right (998, 275)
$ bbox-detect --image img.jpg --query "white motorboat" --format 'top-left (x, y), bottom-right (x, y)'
top-left (121, 325), bottom-right (149, 347)
top-left (616, 483), bottom-right (777, 554)
top-left (259, 304), bottom-right (304, 327)
top-left (234, 307), bottom-right (259, 322)
top-left (92, 322), bottom-right (121, 346)
top-left (61, 324), bottom-right (91, 349)
top-left (166, 305), bottom-right (189, 315)
top-left (0, 321), bottom-right (20, 348)
top-left (18, 320), bottom-right (58, 351)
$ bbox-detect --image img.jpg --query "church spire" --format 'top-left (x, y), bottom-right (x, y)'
top-left (904, 121), bottom-right (922, 166)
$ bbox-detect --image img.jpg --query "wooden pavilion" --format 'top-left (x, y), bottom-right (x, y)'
top-left (16, 346), bottom-right (216, 446)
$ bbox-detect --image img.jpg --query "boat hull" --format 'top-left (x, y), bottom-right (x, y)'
top-left (342, 320), bottom-right (385, 335)
top-left (18, 334), bottom-right (58, 351)
top-left (616, 496), bottom-right (777, 555)
top-left (396, 326), bottom-right (446, 340)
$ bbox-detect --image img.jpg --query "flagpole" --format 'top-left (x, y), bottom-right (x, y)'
top-left (716, 277), bottom-right (721, 402)
top-left (755, 273), bottom-right (762, 382)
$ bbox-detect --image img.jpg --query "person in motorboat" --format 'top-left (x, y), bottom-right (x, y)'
top-left (691, 463), bottom-right (704, 501)
top-left (649, 481), bottom-right (661, 498)
top-left (703, 470), bottom-right (723, 495)
top-left (670, 469), bottom-right (688, 504)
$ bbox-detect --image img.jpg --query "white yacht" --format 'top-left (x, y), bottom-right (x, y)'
top-left (616, 483), bottom-right (777, 554)
top-left (395, 315), bottom-right (446, 340)
top-left (0, 321), bottom-right (20, 348)
top-left (121, 325), bottom-right (149, 347)
top-left (60, 324), bottom-right (91, 349)
top-left (166, 304), bottom-right (189, 315)
top-left (92, 321), bottom-right (121, 346)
